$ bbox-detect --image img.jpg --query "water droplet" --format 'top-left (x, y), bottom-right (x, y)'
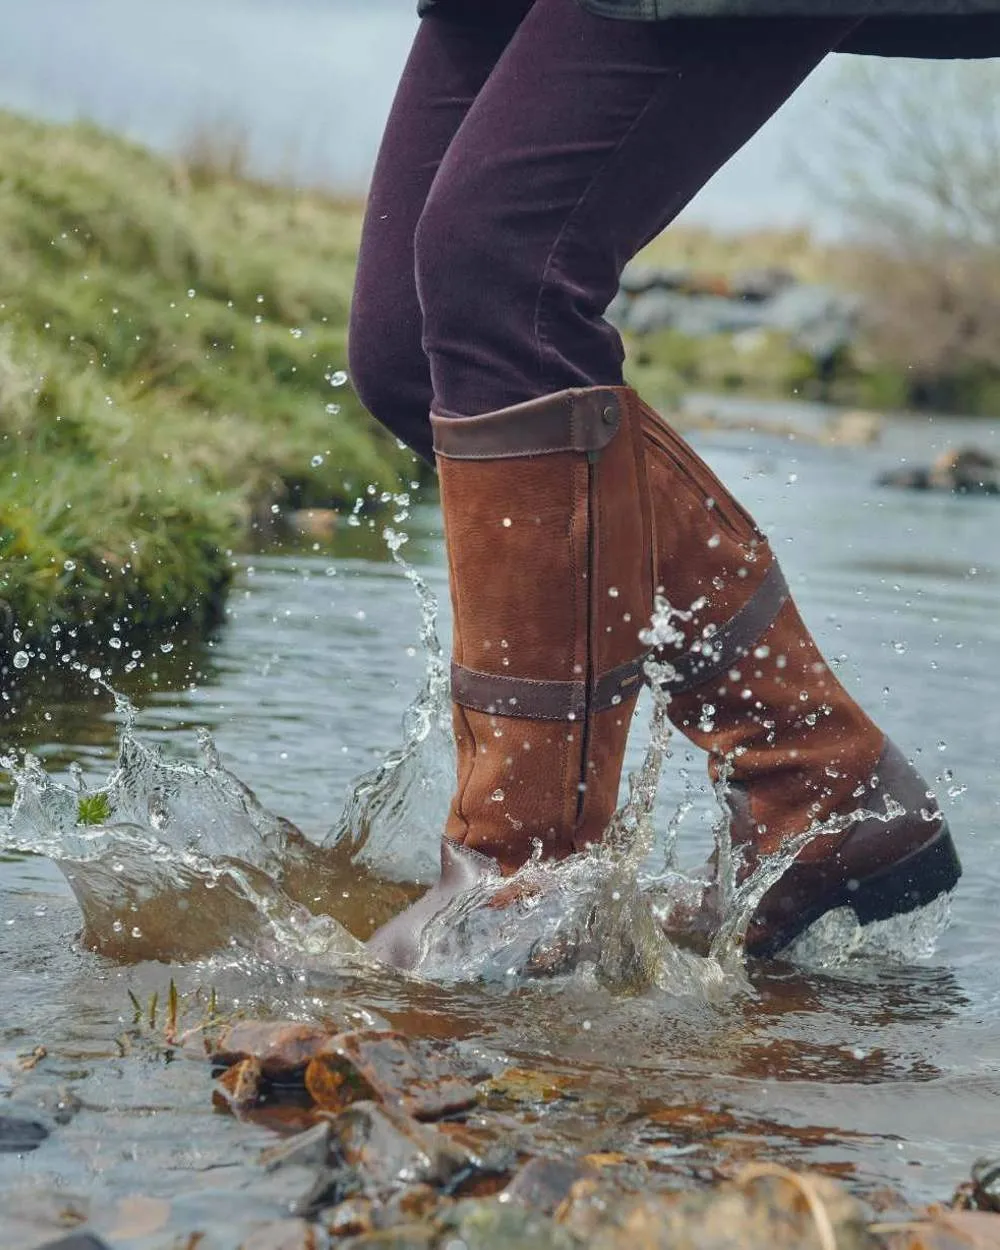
top-left (88, 666), bottom-right (101, 680)
top-left (328, 370), bottom-right (348, 387)
top-left (311, 454), bottom-right (324, 468)
top-left (608, 586), bottom-right (619, 597)
top-left (786, 473), bottom-right (799, 485)
top-left (289, 327), bottom-right (303, 339)
top-left (325, 403), bottom-right (340, 416)
top-left (109, 637), bottom-right (122, 650)
top-left (63, 559), bottom-right (76, 572)
top-left (937, 741), bottom-right (947, 752)
top-left (707, 534), bottom-right (721, 549)
top-left (159, 642), bottom-right (174, 654)
top-left (12, 651), bottom-right (29, 669)
top-left (490, 789), bottom-right (505, 802)
top-left (502, 517), bottom-right (512, 528)
top-left (892, 640), bottom-right (907, 654)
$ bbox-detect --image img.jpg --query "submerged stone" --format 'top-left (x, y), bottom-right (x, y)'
top-left (340, 1226), bottom-right (437, 1249)
top-left (0, 1112), bottom-right (50, 1152)
top-left (212, 1022), bottom-right (335, 1079)
top-left (213, 1055), bottom-right (264, 1112)
top-left (564, 1170), bottom-right (876, 1250)
top-left (442, 1200), bottom-right (580, 1250)
top-left (33, 1237), bottom-right (113, 1250)
top-left (305, 1030), bottom-right (478, 1121)
top-left (240, 1217), bottom-right (330, 1249)
top-left (888, 1211), bottom-right (1000, 1250)
top-left (502, 1156), bottom-right (600, 1215)
top-left (329, 1100), bottom-right (473, 1193)
top-left (260, 1121), bottom-right (333, 1172)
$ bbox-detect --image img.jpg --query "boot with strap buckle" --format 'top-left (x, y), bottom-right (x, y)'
top-left (637, 394), bottom-right (962, 956)
top-left (367, 386), bottom-right (653, 970)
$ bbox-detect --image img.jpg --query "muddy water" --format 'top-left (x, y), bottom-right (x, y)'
top-left (2, 406), bottom-right (999, 1247)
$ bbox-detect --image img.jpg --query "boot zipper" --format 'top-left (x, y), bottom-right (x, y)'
top-left (576, 451), bottom-right (599, 824)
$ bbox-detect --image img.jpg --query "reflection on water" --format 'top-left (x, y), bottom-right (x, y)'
top-left (2, 412), bottom-right (999, 1245)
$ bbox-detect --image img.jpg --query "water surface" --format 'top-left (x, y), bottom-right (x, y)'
top-left (2, 405), bottom-right (998, 1247)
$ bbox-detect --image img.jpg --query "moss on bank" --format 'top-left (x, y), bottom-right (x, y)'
top-left (0, 111), bottom-right (409, 656)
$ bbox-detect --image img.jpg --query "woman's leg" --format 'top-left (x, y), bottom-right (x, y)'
top-left (414, 1), bottom-right (855, 419)
top-left (348, 3), bottom-right (533, 464)
top-left (369, 2), bottom-right (959, 969)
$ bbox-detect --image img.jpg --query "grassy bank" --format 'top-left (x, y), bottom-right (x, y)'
top-left (0, 111), bottom-right (409, 658)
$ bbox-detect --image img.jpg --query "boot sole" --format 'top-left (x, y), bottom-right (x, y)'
top-left (750, 822), bottom-right (962, 958)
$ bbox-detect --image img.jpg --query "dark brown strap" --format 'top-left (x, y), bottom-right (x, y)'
top-left (664, 561), bottom-right (790, 695)
top-left (451, 653), bottom-right (647, 722)
top-left (431, 388), bottom-right (622, 460)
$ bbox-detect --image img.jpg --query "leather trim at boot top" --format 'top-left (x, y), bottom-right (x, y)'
top-left (431, 388), bottom-right (622, 459)
top-left (434, 386), bottom-right (654, 869)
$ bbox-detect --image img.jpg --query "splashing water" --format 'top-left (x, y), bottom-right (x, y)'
top-left (319, 514), bottom-right (454, 886)
top-left (0, 536), bottom-right (949, 990)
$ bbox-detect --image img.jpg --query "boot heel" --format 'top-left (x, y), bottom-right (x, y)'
top-left (849, 824), bottom-right (962, 926)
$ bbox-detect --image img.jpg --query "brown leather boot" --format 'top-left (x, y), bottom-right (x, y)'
top-left (367, 387), bottom-right (653, 969)
top-left (639, 395), bottom-right (961, 956)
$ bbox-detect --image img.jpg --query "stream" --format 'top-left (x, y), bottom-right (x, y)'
top-left (2, 402), bottom-right (998, 1248)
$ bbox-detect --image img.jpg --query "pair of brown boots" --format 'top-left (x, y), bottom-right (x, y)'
top-left (368, 387), bottom-right (961, 970)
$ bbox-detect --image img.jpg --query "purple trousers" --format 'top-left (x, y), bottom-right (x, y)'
top-left (348, 0), bottom-right (855, 463)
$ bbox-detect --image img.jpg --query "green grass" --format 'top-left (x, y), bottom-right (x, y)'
top-left (0, 110), bottom-right (407, 653)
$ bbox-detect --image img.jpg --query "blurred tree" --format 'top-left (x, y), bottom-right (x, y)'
top-left (801, 60), bottom-right (1000, 410)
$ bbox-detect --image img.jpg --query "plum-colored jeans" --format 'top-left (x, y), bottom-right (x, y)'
top-left (348, 0), bottom-right (855, 462)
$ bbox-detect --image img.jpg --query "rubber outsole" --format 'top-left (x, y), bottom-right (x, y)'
top-left (749, 822), bottom-right (962, 958)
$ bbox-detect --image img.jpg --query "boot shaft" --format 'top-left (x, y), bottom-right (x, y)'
top-left (640, 401), bottom-right (884, 854)
top-left (434, 387), bottom-right (653, 869)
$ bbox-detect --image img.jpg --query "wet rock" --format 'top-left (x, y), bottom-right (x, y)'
top-left (322, 1197), bottom-right (377, 1238)
top-left (240, 1218), bottom-right (330, 1249)
top-left (969, 1161), bottom-right (1000, 1213)
top-left (260, 1121), bottom-right (333, 1172)
top-left (503, 1156), bottom-right (599, 1215)
top-left (442, 1199), bottom-right (580, 1250)
top-left (329, 1100), bottom-right (472, 1193)
top-left (33, 1237), bottom-right (113, 1250)
top-left (579, 1169), bottom-right (876, 1250)
top-left (481, 1066), bottom-right (582, 1107)
top-left (877, 447), bottom-right (1000, 496)
top-left (0, 1112), bottom-right (50, 1152)
top-left (289, 1167), bottom-right (351, 1220)
top-left (341, 1227), bottom-right (438, 1250)
top-left (212, 1021), bottom-right (335, 1080)
top-left (886, 1211), bottom-right (1000, 1250)
top-left (305, 1030), bottom-right (478, 1121)
top-left (213, 1055), bottom-right (264, 1112)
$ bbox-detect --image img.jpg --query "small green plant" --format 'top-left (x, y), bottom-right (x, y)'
top-left (76, 792), bottom-right (111, 826)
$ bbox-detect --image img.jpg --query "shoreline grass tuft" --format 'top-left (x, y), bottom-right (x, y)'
top-left (0, 110), bottom-right (410, 657)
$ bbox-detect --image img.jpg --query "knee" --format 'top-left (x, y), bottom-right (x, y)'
top-left (347, 286), bottom-right (407, 426)
top-left (414, 180), bottom-right (504, 340)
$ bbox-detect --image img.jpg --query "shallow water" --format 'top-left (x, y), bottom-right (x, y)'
top-left (2, 406), bottom-right (999, 1247)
